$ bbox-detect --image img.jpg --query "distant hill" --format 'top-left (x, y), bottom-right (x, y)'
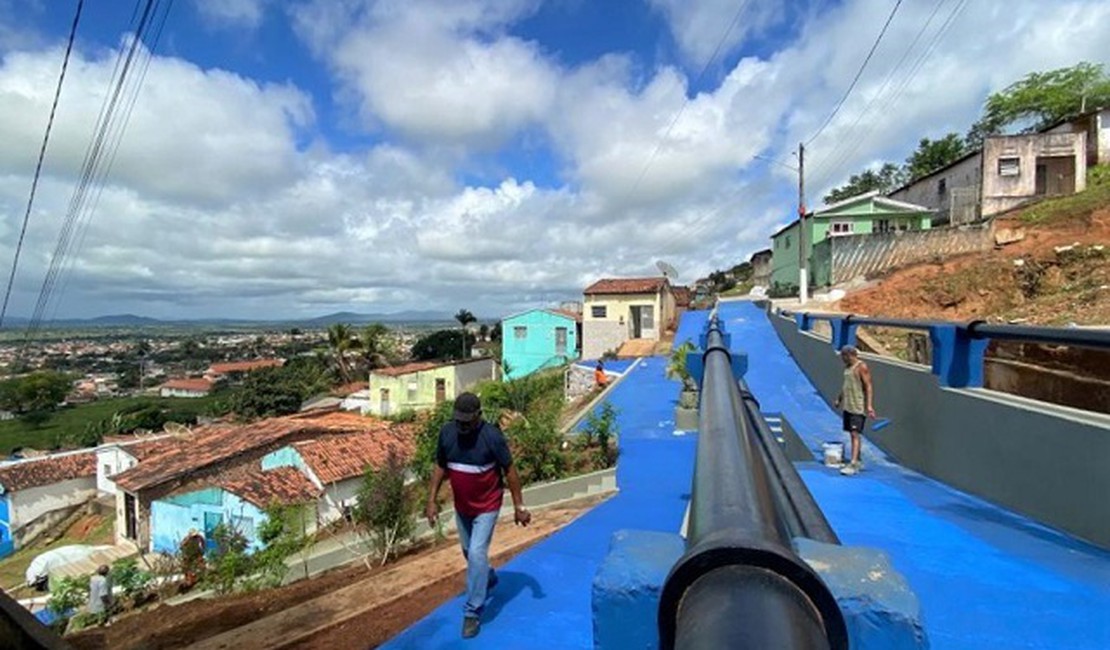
top-left (1, 310), bottom-right (462, 329)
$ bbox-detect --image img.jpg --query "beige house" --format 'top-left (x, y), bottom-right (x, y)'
top-left (367, 358), bottom-right (499, 417)
top-left (582, 277), bottom-right (676, 359)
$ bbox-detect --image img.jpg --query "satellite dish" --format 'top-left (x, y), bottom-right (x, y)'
top-left (656, 260), bottom-right (679, 279)
top-left (164, 421), bottom-right (193, 438)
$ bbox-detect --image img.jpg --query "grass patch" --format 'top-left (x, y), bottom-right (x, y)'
top-left (0, 512), bottom-right (116, 593)
top-left (0, 395), bottom-right (223, 455)
top-left (1020, 165), bottom-right (1110, 225)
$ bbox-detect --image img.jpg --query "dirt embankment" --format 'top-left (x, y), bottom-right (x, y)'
top-left (842, 208), bottom-right (1110, 326)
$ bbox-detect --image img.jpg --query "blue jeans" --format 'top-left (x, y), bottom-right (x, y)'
top-left (456, 510), bottom-right (499, 617)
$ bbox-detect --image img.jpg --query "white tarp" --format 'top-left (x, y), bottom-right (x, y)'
top-left (25, 545), bottom-right (114, 584)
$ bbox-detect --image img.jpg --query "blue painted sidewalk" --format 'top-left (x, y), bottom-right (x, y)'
top-left (384, 356), bottom-right (696, 649)
top-left (713, 300), bottom-right (1110, 650)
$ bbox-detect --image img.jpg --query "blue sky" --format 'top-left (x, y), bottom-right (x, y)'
top-left (0, 0), bottom-right (1107, 320)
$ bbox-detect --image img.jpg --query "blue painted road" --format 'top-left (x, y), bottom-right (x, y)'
top-left (384, 356), bottom-right (696, 649)
top-left (711, 300), bottom-right (1110, 650)
top-left (386, 301), bottom-right (1110, 649)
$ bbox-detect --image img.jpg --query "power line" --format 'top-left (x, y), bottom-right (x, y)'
top-left (0, 0), bottom-right (85, 329)
top-left (24, 0), bottom-right (162, 342)
top-left (805, 0), bottom-right (904, 147)
top-left (627, 0), bottom-right (755, 198)
top-left (810, 0), bottom-right (969, 191)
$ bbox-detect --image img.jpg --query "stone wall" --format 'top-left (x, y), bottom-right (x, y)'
top-left (565, 365), bottom-right (596, 402)
top-left (813, 223), bottom-right (994, 287)
top-left (583, 320), bottom-right (626, 359)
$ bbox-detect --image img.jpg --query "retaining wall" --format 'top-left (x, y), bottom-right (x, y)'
top-left (770, 309), bottom-right (1110, 548)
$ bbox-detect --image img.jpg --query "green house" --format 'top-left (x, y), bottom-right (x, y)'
top-left (770, 191), bottom-right (933, 291)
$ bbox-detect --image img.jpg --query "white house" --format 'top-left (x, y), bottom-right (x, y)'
top-left (158, 378), bottom-right (214, 398)
top-left (0, 450), bottom-right (98, 557)
top-left (95, 436), bottom-right (177, 496)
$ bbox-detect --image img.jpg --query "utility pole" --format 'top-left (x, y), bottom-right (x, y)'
top-left (797, 142), bottom-right (809, 304)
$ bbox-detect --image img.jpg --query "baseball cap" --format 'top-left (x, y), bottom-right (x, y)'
top-left (453, 392), bottom-right (481, 423)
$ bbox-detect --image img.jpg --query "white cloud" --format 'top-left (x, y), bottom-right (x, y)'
top-left (193, 0), bottom-right (269, 30)
top-left (647, 0), bottom-right (782, 65)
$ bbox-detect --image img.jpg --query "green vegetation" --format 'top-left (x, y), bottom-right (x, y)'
top-left (0, 395), bottom-right (224, 455)
top-left (827, 62), bottom-right (1107, 204)
top-left (354, 448), bottom-right (416, 565)
top-left (227, 357), bottom-right (332, 420)
top-left (1020, 165), bottom-right (1110, 225)
top-left (411, 329), bottom-right (476, 361)
top-left (203, 503), bottom-right (311, 594)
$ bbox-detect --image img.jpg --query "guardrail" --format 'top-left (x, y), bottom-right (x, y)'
top-left (781, 310), bottom-right (1110, 388)
top-left (657, 314), bottom-right (847, 650)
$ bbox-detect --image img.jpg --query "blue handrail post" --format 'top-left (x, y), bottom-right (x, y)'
top-left (929, 324), bottom-right (988, 388)
top-left (830, 317), bottom-right (858, 351)
top-left (796, 312), bottom-right (812, 332)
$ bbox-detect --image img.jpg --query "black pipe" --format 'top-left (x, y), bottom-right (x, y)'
top-left (739, 380), bottom-right (840, 545)
top-left (967, 320), bottom-right (1110, 349)
top-left (658, 317), bottom-right (847, 650)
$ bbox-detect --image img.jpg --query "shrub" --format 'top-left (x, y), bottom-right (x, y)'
top-left (354, 448), bottom-right (416, 565)
top-left (109, 558), bottom-right (153, 608)
top-left (204, 523), bottom-right (252, 595)
top-left (47, 575), bottom-right (89, 616)
top-left (506, 405), bottom-right (566, 484)
top-left (583, 402), bottom-right (620, 468)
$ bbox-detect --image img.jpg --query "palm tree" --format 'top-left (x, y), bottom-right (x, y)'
top-left (454, 309), bottom-right (477, 358)
top-left (326, 323), bottom-right (361, 383)
top-left (361, 322), bottom-right (393, 370)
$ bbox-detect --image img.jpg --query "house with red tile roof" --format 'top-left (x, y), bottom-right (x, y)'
top-left (0, 450), bottom-right (98, 557)
top-left (366, 358), bottom-right (499, 417)
top-left (582, 277), bottom-right (676, 358)
top-left (109, 411), bottom-right (414, 553)
top-left (204, 358), bottom-right (284, 383)
top-left (158, 378), bottom-right (214, 398)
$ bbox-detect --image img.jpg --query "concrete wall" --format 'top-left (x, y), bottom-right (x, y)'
top-left (812, 223), bottom-right (994, 287)
top-left (770, 311), bottom-right (1110, 548)
top-left (454, 358), bottom-right (498, 392)
top-left (751, 250), bottom-right (773, 287)
top-left (582, 320), bottom-right (627, 359)
top-left (982, 132), bottom-right (1087, 218)
top-left (151, 487), bottom-right (273, 553)
top-left (7, 477), bottom-right (97, 546)
top-left (583, 291), bottom-right (665, 346)
top-left (889, 153), bottom-right (982, 224)
top-left (96, 446), bottom-right (139, 495)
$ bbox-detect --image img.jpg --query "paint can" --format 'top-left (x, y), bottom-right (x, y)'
top-left (822, 442), bottom-right (844, 467)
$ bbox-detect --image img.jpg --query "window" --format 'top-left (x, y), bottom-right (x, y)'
top-left (640, 307), bottom-right (655, 330)
top-left (407, 381), bottom-right (417, 402)
top-left (875, 219), bottom-right (891, 233)
top-left (103, 463), bottom-right (111, 477)
top-left (998, 157), bottom-right (1020, 176)
top-left (591, 305), bottom-right (607, 318)
top-left (513, 326), bottom-right (527, 339)
top-left (829, 222), bottom-right (854, 236)
top-left (937, 178), bottom-right (947, 195)
top-left (784, 235), bottom-right (791, 249)
top-left (555, 327), bottom-right (567, 356)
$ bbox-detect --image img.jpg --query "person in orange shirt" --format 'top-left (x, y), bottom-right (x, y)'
top-left (594, 361), bottom-right (609, 388)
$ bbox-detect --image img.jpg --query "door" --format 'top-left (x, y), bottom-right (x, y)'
top-left (435, 378), bottom-right (447, 403)
top-left (380, 388), bottom-right (391, 416)
top-left (124, 492), bottom-right (138, 540)
top-left (555, 327), bottom-right (568, 356)
top-left (630, 307), bottom-right (643, 338)
top-left (203, 512), bottom-right (223, 550)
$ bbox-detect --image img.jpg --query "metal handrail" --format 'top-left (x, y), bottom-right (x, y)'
top-left (657, 316), bottom-right (847, 650)
top-left (781, 309), bottom-right (1110, 350)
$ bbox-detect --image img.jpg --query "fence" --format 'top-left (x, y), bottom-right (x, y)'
top-left (811, 223), bottom-right (994, 287)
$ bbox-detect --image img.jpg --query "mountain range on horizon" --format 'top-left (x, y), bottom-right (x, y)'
top-left (0, 310), bottom-right (472, 328)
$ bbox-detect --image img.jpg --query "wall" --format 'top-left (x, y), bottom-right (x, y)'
top-left (771, 221), bottom-right (803, 289)
top-left (7, 477), bottom-right (97, 545)
top-left (769, 311), bottom-right (1110, 548)
top-left (889, 153), bottom-right (982, 224)
top-left (582, 320), bottom-right (627, 359)
top-left (159, 387), bottom-right (207, 398)
top-left (454, 359), bottom-right (498, 392)
top-left (751, 251), bottom-right (773, 287)
top-left (982, 132), bottom-right (1087, 218)
top-left (96, 446), bottom-right (139, 495)
top-left (0, 495), bottom-right (11, 557)
top-left (368, 360), bottom-right (496, 415)
top-left (584, 293), bottom-right (664, 341)
top-left (502, 310), bottom-right (580, 379)
top-left (150, 487), bottom-right (270, 553)
top-left (261, 447), bottom-right (307, 472)
top-left (812, 223), bottom-right (994, 287)
top-left (319, 478), bottom-right (361, 524)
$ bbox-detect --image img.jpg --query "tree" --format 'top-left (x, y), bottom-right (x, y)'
top-left (326, 323), bottom-right (361, 383)
top-left (454, 309), bottom-right (477, 358)
top-left (823, 163), bottom-right (907, 204)
top-left (0, 371), bottom-right (71, 414)
top-left (229, 358), bottom-right (331, 419)
top-left (904, 133), bottom-right (968, 181)
top-left (411, 330), bottom-right (475, 361)
top-left (490, 322), bottom-right (502, 342)
top-left (354, 448), bottom-right (416, 565)
top-left (967, 62), bottom-right (1110, 146)
top-left (478, 324), bottom-right (490, 342)
top-left (360, 323), bottom-right (395, 370)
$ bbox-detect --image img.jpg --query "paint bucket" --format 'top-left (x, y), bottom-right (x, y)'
top-left (822, 442), bottom-right (844, 467)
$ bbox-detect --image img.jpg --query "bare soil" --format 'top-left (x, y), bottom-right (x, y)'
top-left (67, 497), bottom-right (604, 650)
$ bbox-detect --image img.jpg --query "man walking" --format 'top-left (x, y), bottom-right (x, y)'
top-left (834, 346), bottom-right (875, 476)
top-left (87, 564), bottom-right (113, 626)
top-left (426, 392), bottom-right (531, 639)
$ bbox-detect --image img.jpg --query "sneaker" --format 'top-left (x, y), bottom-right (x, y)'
top-left (839, 464), bottom-right (858, 476)
top-left (462, 616), bottom-right (480, 639)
